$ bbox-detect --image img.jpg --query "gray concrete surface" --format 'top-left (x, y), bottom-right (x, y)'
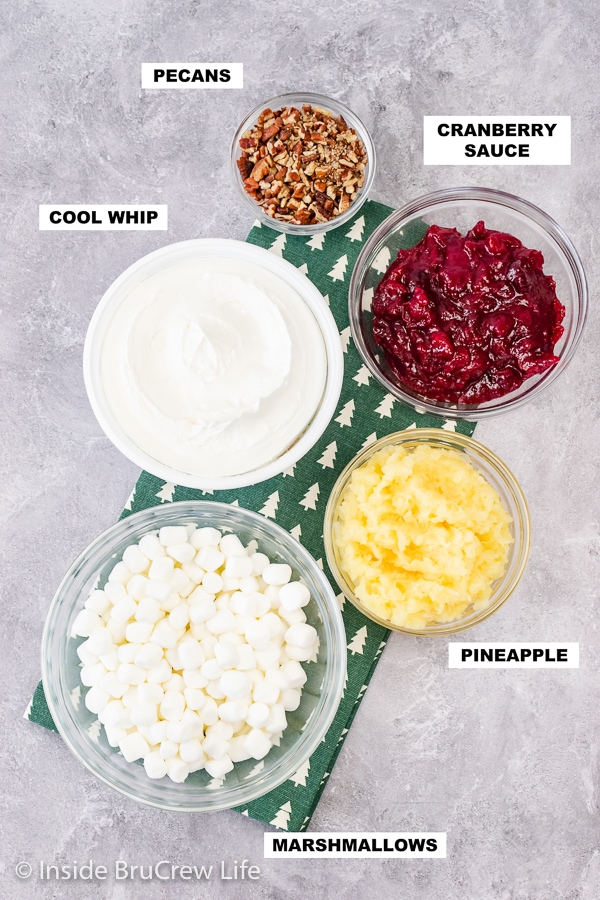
top-left (2, 0), bottom-right (599, 897)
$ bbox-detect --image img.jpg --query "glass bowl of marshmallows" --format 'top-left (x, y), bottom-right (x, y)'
top-left (42, 502), bottom-right (346, 812)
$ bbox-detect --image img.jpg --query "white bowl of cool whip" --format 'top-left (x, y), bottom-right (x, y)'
top-left (84, 240), bottom-right (343, 490)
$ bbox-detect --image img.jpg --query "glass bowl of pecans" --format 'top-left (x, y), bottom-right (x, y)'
top-left (231, 92), bottom-right (376, 235)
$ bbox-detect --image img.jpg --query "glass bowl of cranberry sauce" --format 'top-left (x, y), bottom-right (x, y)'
top-left (348, 187), bottom-right (587, 419)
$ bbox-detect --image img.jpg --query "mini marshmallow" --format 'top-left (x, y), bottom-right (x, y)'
top-left (225, 555), bottom-right (253, 578)
top-left (255, 644), bottom-right (283, 671)
top-left (100, 672), bottom-right (127, 699)
top-left (138, 683), bottom-right (164, 705)
top-left (100, 649), bottom-right (119, 671)
top-left (279, 581), bottom-right (311, 610)
top-left (167, 757), bottom-right (190, 783)
top-left (196, 546), bottom-right (225, 572)
top-left (105, 726), bottom-right (128, 748)
top-left (150, 620), bottom-right (181, 649)
top-left (84, 686), bottom-right (110, 714)
top-left (166, 542), bottom-right (196, 564)
top-left (285, 644), bottom-right (314, 662)
top-left (174, 640), bottom-right (202, 672)
top-left (246, 702), bottom-right (270, 728)
top-left (118, 643), bottom-right (142, 663)
top-left (164, 673), bottom-right (185, 693)
top-left (218, 699), bottom-right (249, 723)
top-left (86, 627), bottom-right (114, 657)
top-left (73, 609), bottom-right (103, 638)
top-left (239, 575), bottom-right (260, 594)
top-left (147, 659), bottom-right (172, 684)
top-left (117, 663), bottom-right (146, 685)
top-left (145, 579), bottom-right (171, 603)
top-left (104, 581), bottom-right (127, 604)
top-left (279, 606), bottom-right (307, 626)
top-left (201, 697), bottom-right (219, 726)
top-left (122, 544), bottom-right (150, 574)
top-left (110, 596), bottom-right (137, 623)
top-left (206, 609), bottom-right (235, 635)
top-left (245, 621), bottom-right (270, 651)
top-left (251, 552), bottom-right (270, 576)
top-left (139, 533), bottom-right (165, 560)
top-left (170, 569), bottom-right (193, 594)
top-left (184, 688), bottom-right (206, 711)
top-left (220, 575), bottom-right (240, 594)
top-left (76, 640), bottom-right (98, 666)
top-left (160, 691), bottom-right (185, 722)
top-left (253, 678), bottom-right (280, 706)
top-left (135, 597), bottom-right (162, 624)
top-left (182, 562), bottom-right (205, 584)
top-left (179, 739), bottom-right (204, 764)
top-left (165, 645), bottom-right (182, 670)
top-left (148, 720), bottom-right (169, 744)
top-left (80, 663), bottom-right (106, 687)
top-left (285, 624), bottom-right (317, 649)
top-left (262, 563), bottom-right (292, 586)
top-left (189, 598), bottom-right (216, 625)
top-left (131, 703), bottom-right (158, 727)
top-left (126, 621), bottom-right (153, 644)
top-left (85, 590), bottom-right (111, 615)
top-left (149, 556), bottom-right (175, 582)
top-left (135, 643), bottom-right (164, 670)
top-left (230, 592), bottom-right (257, 618)
top-left (202, 572), bottom-right (223, 595)
top-left (203, 733), bottom-right (229, 760)
top-left (228, 735), bottom-right (253, 763)
top-left (220, 670), bottom-right (251, 700)
top-left (281, 688), bottom-right (301, 711)
top-left (120, 732), bottom-right (150, 762)
top-left (167, 721), bottom-right (197, 743)
top-left (206, 679), bottom-right (225, 700)
top-left (219, 533), bottom-right (246, 558)
top-left (260, 612), bottom-right (288, 639)
top-left (107, 619), bottom-right (127, 643)
top-left (159, 526), bottom-right (188, 546)
top-left (169, 604), bottom-right (190, 631)
top-left (206, 720), bottom-right (234, 742)
top-left (190, 527), bottom-right (221, 549)
top-left (243, 728), bottom-right (273, 760)
top-left (182, 669), bottom-right (209, 689)
top-left (160, 740), bottom-right (179, 759)
top-left (144, 752), bottom-right (168, 779)
top-left (234, 644), bottom-right (256, 671)
top-left (281, 660), bottom-right (307, 688)
top-left (108, 561), bottom-right (132, 585)
top-left (215, 641), bottom-right (238, 670)
top-left (205, 755), bottom-right (234, 779)
top-left (265, 703), bottom-right (287, 734)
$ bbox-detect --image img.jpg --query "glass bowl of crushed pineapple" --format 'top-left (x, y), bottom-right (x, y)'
top-left (324, 429), bottom-right (530, 635)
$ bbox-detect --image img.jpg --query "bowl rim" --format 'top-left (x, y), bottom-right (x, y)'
top-left (83, 238), bottom-right (344, 490)
top-left (230, 90), bottom-right (377, 235)
top-left (348, 185), bottom-right (588, 419)
top-left (41, 500), bottom-right (348, 812)
top-left (323, 428), bottom-right (531, 636)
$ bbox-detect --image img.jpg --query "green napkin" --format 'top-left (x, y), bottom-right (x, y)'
top-left (26, 200), bottom-right (476, 831)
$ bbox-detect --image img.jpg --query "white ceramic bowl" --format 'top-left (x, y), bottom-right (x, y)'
top-left (84, 239), bottom-right (343, 490)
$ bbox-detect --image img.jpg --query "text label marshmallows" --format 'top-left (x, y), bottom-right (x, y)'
top-left (264, 833), bottom-right (446, 859)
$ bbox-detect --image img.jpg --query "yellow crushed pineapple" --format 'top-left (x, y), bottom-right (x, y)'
top-left (333, 444), bottom-right (513, 629)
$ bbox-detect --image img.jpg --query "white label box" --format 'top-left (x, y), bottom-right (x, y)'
top-left (449, 642), bottom-right (579, 668)
top-left (141, 63), bottom-right (243, 89)
top-left (39, 205), bottom-right (168, 231)
top-left (424, 116), bottom-right (571, 165)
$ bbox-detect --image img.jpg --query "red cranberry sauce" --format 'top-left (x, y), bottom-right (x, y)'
top-left (372, 221), bottom-right (565, 403)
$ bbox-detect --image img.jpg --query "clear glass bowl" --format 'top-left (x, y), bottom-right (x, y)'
top-left (349, 187), bottom-right (588, 419)
top-left (231, 92), bottom-right (376, 235)
top-left (42, 502), bottom-right (347, 812)
top-left (324, 429), bottom-right (530, 636)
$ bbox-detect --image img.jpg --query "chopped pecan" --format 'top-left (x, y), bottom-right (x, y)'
top-left (237, 101), bottom-right (368, 226)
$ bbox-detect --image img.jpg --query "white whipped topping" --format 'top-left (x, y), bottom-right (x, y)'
top-left (100, 257), bottom-right (327, 477)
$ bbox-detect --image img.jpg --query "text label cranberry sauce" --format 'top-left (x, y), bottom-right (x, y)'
top-left (424, 116), bottom-right (571, 165)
